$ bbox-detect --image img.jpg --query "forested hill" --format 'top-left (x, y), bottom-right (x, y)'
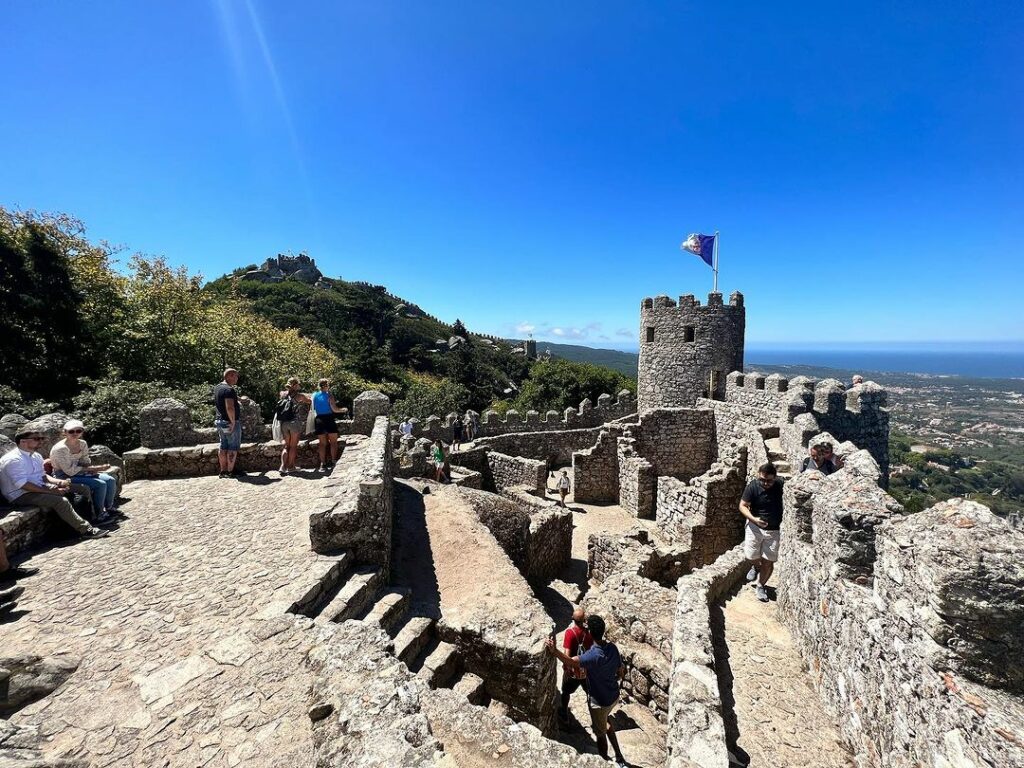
top-left (536, 342), bottom-right (638, 378)
top-left (1, 208), bottom-right (635, 454)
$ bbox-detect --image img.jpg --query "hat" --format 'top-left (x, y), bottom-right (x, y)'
top-left (14, 428), bottom-right (40, 441)
top-left (63, 419), bottom-right (86, 432)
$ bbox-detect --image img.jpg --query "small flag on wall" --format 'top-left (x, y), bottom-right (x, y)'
top-left (681, 233), bottom-right (716, 268)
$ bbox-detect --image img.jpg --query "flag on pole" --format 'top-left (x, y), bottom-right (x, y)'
top-left (681, 233), bottom-right (716, 267)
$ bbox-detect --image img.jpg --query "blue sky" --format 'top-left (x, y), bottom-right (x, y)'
top-left (2, 2), bottom-right (1022, 346)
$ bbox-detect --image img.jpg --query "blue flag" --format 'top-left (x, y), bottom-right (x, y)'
top-left (681, 233), bottom-right (715, 267)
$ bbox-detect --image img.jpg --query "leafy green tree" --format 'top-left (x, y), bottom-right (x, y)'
top-left (511, 358), bottom-right (635, 414)
top-left (393, 376), bottom-right (470, 419)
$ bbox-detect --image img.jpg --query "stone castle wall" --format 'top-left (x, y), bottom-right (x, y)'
top-left (656, 448), bottom-right (747, 568)
top-left (777, 459), bottom-right (1024, 767)
top-left (308, 417), bottom-right (394, 575)
top-left (698, 372), bottom-right (890, 481)
top-left (635, 408), bottom-right (716, 480)
top-left (475, 426), bottom-right (603, 467)
top-left (638, 292), bottom-right (745, 410)
top-left (398, 392), bottom-right (635, 445)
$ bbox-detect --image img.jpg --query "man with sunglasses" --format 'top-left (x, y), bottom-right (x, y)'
top-left (0, 429), bottom-right (108, 539)
top-left (740, 463), bottom-right (785, 603)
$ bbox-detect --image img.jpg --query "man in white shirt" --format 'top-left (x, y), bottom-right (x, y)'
top-left (0, 429), bottom-right (107, 539)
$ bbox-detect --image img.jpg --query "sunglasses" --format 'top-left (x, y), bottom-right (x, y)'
top-left (67, 429), bottom-right (84, 434)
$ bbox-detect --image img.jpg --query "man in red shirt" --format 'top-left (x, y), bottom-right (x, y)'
top-left (558, 607), bottom-right (594, 725)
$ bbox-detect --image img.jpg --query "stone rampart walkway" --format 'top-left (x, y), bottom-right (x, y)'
top-left (713, 575), bottom-right (854, 768)
top-left (1, 472), bottom-right (335, 767)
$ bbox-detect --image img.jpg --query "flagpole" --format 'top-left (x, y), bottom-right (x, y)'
top-left (713, 230), bottom-right (719, 293)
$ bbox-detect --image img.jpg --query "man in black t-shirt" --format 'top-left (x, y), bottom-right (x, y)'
top-left (740, 463), bottom-right (785, 603)
top-left (214, 369), bottom-right (244, 478)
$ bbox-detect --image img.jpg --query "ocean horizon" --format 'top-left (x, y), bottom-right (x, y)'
top-left (745, 346), bottom-right (1024, 379)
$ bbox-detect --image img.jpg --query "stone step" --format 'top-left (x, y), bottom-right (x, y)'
top-left (362, 588), bottom-right (411, 634)
top-left (774, 461), bottom-right (792, 473)
top-left (451, 671), bottom-right (487, 706)
top-left (315, 566), bottom-right (383, 625)
top-left (764, 437), bottom-right (784, 455)
top-left (392, 616), bottom-right (436, 666)
top-left (416, 641), bottom-right (461, 688)
top-left (288, 551), bottom-right (354, 617)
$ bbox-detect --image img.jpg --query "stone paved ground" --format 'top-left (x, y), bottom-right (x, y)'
top-left (0, 471), bottom-right (335, 767)
top-left (713, 575), bottom-right (854, 768)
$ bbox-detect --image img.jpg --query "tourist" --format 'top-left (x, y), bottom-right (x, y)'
top-left (431, 439), bottom-right (448, 483)
top-left (557, 607), bottom-right (593, 725)
top-left (452, 414), bottom-right (464, 452)
top-left (556, 469), bottom-right (571, 507)
top-left (0, 430), bottom-right (108, 539)
top-left (276, 377), bottom-right (312, 474)
top-left (399, 418), bottom-right (414, 438)
top-left (214, 368), bottom-right (244, 478)
top-left (851, 374), bottom-right (864, 386)
top-left (544, 615), bottom-right (627, 765)
top-left (313, 379), bottom-right (348, 472)
top-left (740, 463), bottom-right (784, 603)
top-left (467, 412), bottom-right (479, 442)
top-left (800, 442), bottom-right (843, 475)
top-left (49, 420), bottom-right (119, 521)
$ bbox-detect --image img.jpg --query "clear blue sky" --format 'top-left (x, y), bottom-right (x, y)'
top-left (2, 2), bottom-right (1022, 347)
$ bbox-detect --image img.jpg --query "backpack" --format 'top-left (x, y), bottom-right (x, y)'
top-left (275, 394), bottom-right (298, 422)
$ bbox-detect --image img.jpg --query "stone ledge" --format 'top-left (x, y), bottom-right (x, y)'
top-left (0, 506), bottom-right (56, 558)
top-left (123, 439), bottom-right (321, 481)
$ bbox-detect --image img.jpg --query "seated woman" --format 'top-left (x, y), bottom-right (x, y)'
top-left (49, 420), bottom-right (119, 523)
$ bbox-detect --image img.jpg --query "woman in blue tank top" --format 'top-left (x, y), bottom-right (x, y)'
top-left (312, 379), bottom-right (348, 471)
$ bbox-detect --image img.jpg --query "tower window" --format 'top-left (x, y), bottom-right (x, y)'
top-left (683, 326), bottom-right (695, 342)
top-left (646, 327), bottom-right (655, 343)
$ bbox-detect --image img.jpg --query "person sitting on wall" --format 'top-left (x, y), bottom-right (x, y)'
top-left (312, 379), bottom-right (348, 472)
top-left (800, 442), bottom-right (844, 475)
top-left (399, 418), bottom-right (414, 438)
top-left (545, 615), bottom-right (628, 766)
top-left (851, 374), bottom-right (865, 386)
top-left (276, 377), bottom-right (312, 474)
top-left (0, 430), bottom-right (109, 540)
top-left (431, 439), bottom-right (448, 483)
top-left (556, 607), bottom-right (593, 725)
top-left (740, 463), bottom-right (784, 603)
top-left (50, 420), bottom-right (119, 522)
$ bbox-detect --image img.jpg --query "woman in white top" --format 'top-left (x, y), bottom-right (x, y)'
top-left (49, 419), bottom-right (118, 521)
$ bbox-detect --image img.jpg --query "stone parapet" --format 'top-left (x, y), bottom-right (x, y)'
top-left (777, 468), bottom-right (1024, 767)
top-left (485, 452), bottom-right (546, 495)
top-left (475, 426), bottom-right (602, 466)
top-left (308, 418), bottom-right (393, 577)
top-left (123, 439), bottom-right (321, 481)
top-left (665, 545), bottom-right (749, 768)
top-left (0, 506), bottom-right (57, 558)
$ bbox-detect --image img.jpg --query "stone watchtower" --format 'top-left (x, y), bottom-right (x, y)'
top-left (637, 291), bottom-right (745, 410)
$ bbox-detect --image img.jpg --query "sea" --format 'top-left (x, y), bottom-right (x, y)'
top-left (744, 345), bottom-right (1024, 380)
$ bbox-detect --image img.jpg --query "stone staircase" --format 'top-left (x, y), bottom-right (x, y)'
top-left (290, 551), bottom-right (488, 706)
top-left (764, 436), bottom-right (793, 479)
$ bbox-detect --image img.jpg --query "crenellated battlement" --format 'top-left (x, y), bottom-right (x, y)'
top-left (640, 291), bottom-right (745, 312)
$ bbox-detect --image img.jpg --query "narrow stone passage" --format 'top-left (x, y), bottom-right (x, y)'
top-left (712, 575), bottom-right (854, 768)
top-left (537, 468), bottom-right (669, 768)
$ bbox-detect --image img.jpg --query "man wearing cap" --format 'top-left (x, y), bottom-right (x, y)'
top-left (545, 614), bottom-right (628, 766)
top-left (50, 419), bottom-right (119, 522)
top-left (0, 429), bottom-right (108, 539)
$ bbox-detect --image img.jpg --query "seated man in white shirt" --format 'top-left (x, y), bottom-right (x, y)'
top-left (0, 429), bottom-right (108, 539)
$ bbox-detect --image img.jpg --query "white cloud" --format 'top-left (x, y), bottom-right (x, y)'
top-left (515, 322), bottom-right (536, 334)
top-left (615, 328), bottom-right (633, 338)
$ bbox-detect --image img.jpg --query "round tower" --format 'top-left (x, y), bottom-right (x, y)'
top-left (637, 291), bottom-right (745, 410)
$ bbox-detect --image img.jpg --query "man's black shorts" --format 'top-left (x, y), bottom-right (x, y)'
top-left (314, 414), bottom-right (338, 435)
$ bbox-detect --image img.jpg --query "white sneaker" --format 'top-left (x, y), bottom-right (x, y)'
top-left (746, 566), bottom-right (758, 582)
top-left (755, 585), bottom-right (769, 602)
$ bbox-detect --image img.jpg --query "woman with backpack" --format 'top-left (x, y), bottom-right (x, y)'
top-left (276, 377), bottom-right (312, 474)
